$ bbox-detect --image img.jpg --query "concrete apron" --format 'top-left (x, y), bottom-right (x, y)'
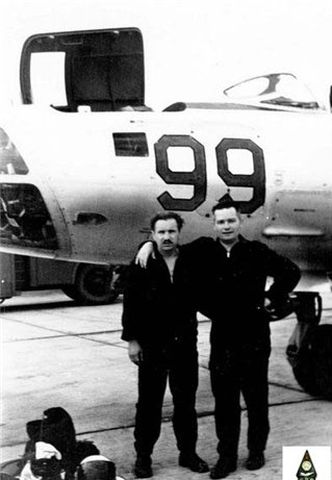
top-left (1, 291), bottom-right (332, 479)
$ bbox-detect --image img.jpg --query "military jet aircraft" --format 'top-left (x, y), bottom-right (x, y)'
top-left (0, 6), bottom-right (331, 397)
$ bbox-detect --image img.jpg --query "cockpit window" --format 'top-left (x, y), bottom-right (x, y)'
top-left (0, 128), bottom-right (29, 175)
top-left (223, 73), bottom-right (321, 110)
top-left (21, 28), bottom-right (145, 112)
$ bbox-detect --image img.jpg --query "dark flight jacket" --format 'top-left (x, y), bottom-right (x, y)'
top-left (184, 235), bottom-right (301, 348)
top-left (121, 247), bottom-right (198, 351)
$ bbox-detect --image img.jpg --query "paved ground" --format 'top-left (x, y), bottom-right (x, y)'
top-left (1, 290), bottom-right (332, 479)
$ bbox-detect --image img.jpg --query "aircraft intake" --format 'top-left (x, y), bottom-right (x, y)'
top-left (0, 183), bottom-right (58, 250)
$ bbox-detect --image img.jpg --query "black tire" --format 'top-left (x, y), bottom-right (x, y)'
top-left (62, 264), bottom-right (119, 305)
top-left (292, 324), bottom-right (332, 399)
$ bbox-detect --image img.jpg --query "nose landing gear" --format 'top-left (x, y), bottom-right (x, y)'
top-left (286, 292), bottom-right (332, 399)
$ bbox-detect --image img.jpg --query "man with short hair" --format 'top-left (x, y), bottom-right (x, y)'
top-left (195, 198), bottom-right (300, 478)
top-left (121, 212), bottom-right (208, 478)
top-left (136, 197), bottom-right (300, 479)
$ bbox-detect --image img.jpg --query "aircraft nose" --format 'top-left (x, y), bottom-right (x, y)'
top-left (0, 128), bottom-right (60, 254)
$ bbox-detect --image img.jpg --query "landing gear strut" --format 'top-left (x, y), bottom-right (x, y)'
top-left (286, 292), bottom-right (332, 399)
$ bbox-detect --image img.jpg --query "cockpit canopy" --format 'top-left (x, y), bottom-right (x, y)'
top-left (163, 72), bottom-right (325, 113)
top-left (223, 73), bottom-right (322, 111)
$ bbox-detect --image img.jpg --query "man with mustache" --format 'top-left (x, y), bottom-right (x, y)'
top-left (135, 197), bottom-right (300, 479)
top-left (121, 212), bottom-right (208, 478)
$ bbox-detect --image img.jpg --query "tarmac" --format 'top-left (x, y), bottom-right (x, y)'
top-left (1, 290), bottom-right (332, 479)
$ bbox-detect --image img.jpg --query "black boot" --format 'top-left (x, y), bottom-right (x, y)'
top-left (134, 455), bottom-right (152, 479)
top-left (179, 452), bottom-right (209, 473)
top-left (245, 451), bottom-right (265, 470)
top-left (210, 457), bottom-right (237, 479)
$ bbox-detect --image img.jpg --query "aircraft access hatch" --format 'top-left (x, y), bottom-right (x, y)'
top-left (20, 28), bottom-right (145, 112)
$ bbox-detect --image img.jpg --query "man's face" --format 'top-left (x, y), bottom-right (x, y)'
top-left (213, 207), bottom-right (241, 244)
top-left (152, 218), bottom-right (180, 254)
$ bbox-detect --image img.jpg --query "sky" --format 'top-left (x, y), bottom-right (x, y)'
top-left (1, 0), bottom-right (332, 110)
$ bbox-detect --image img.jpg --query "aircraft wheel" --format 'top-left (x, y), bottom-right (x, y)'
top-left (292, 324), bottom-right (332, 399)
top-left (63, 264), bottom-right (120, 305)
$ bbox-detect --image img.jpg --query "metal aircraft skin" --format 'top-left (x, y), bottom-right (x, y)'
top-left (1, 73), bottom-right (332, 292)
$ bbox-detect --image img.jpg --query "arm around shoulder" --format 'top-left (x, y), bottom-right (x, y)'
top-left (135, 241), bottom-right (154, 268)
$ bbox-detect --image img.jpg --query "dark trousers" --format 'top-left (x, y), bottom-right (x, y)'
top-left (134, 344), bottom-right (198, 457)
top-left (210, 343), bottom-right (271, 459)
